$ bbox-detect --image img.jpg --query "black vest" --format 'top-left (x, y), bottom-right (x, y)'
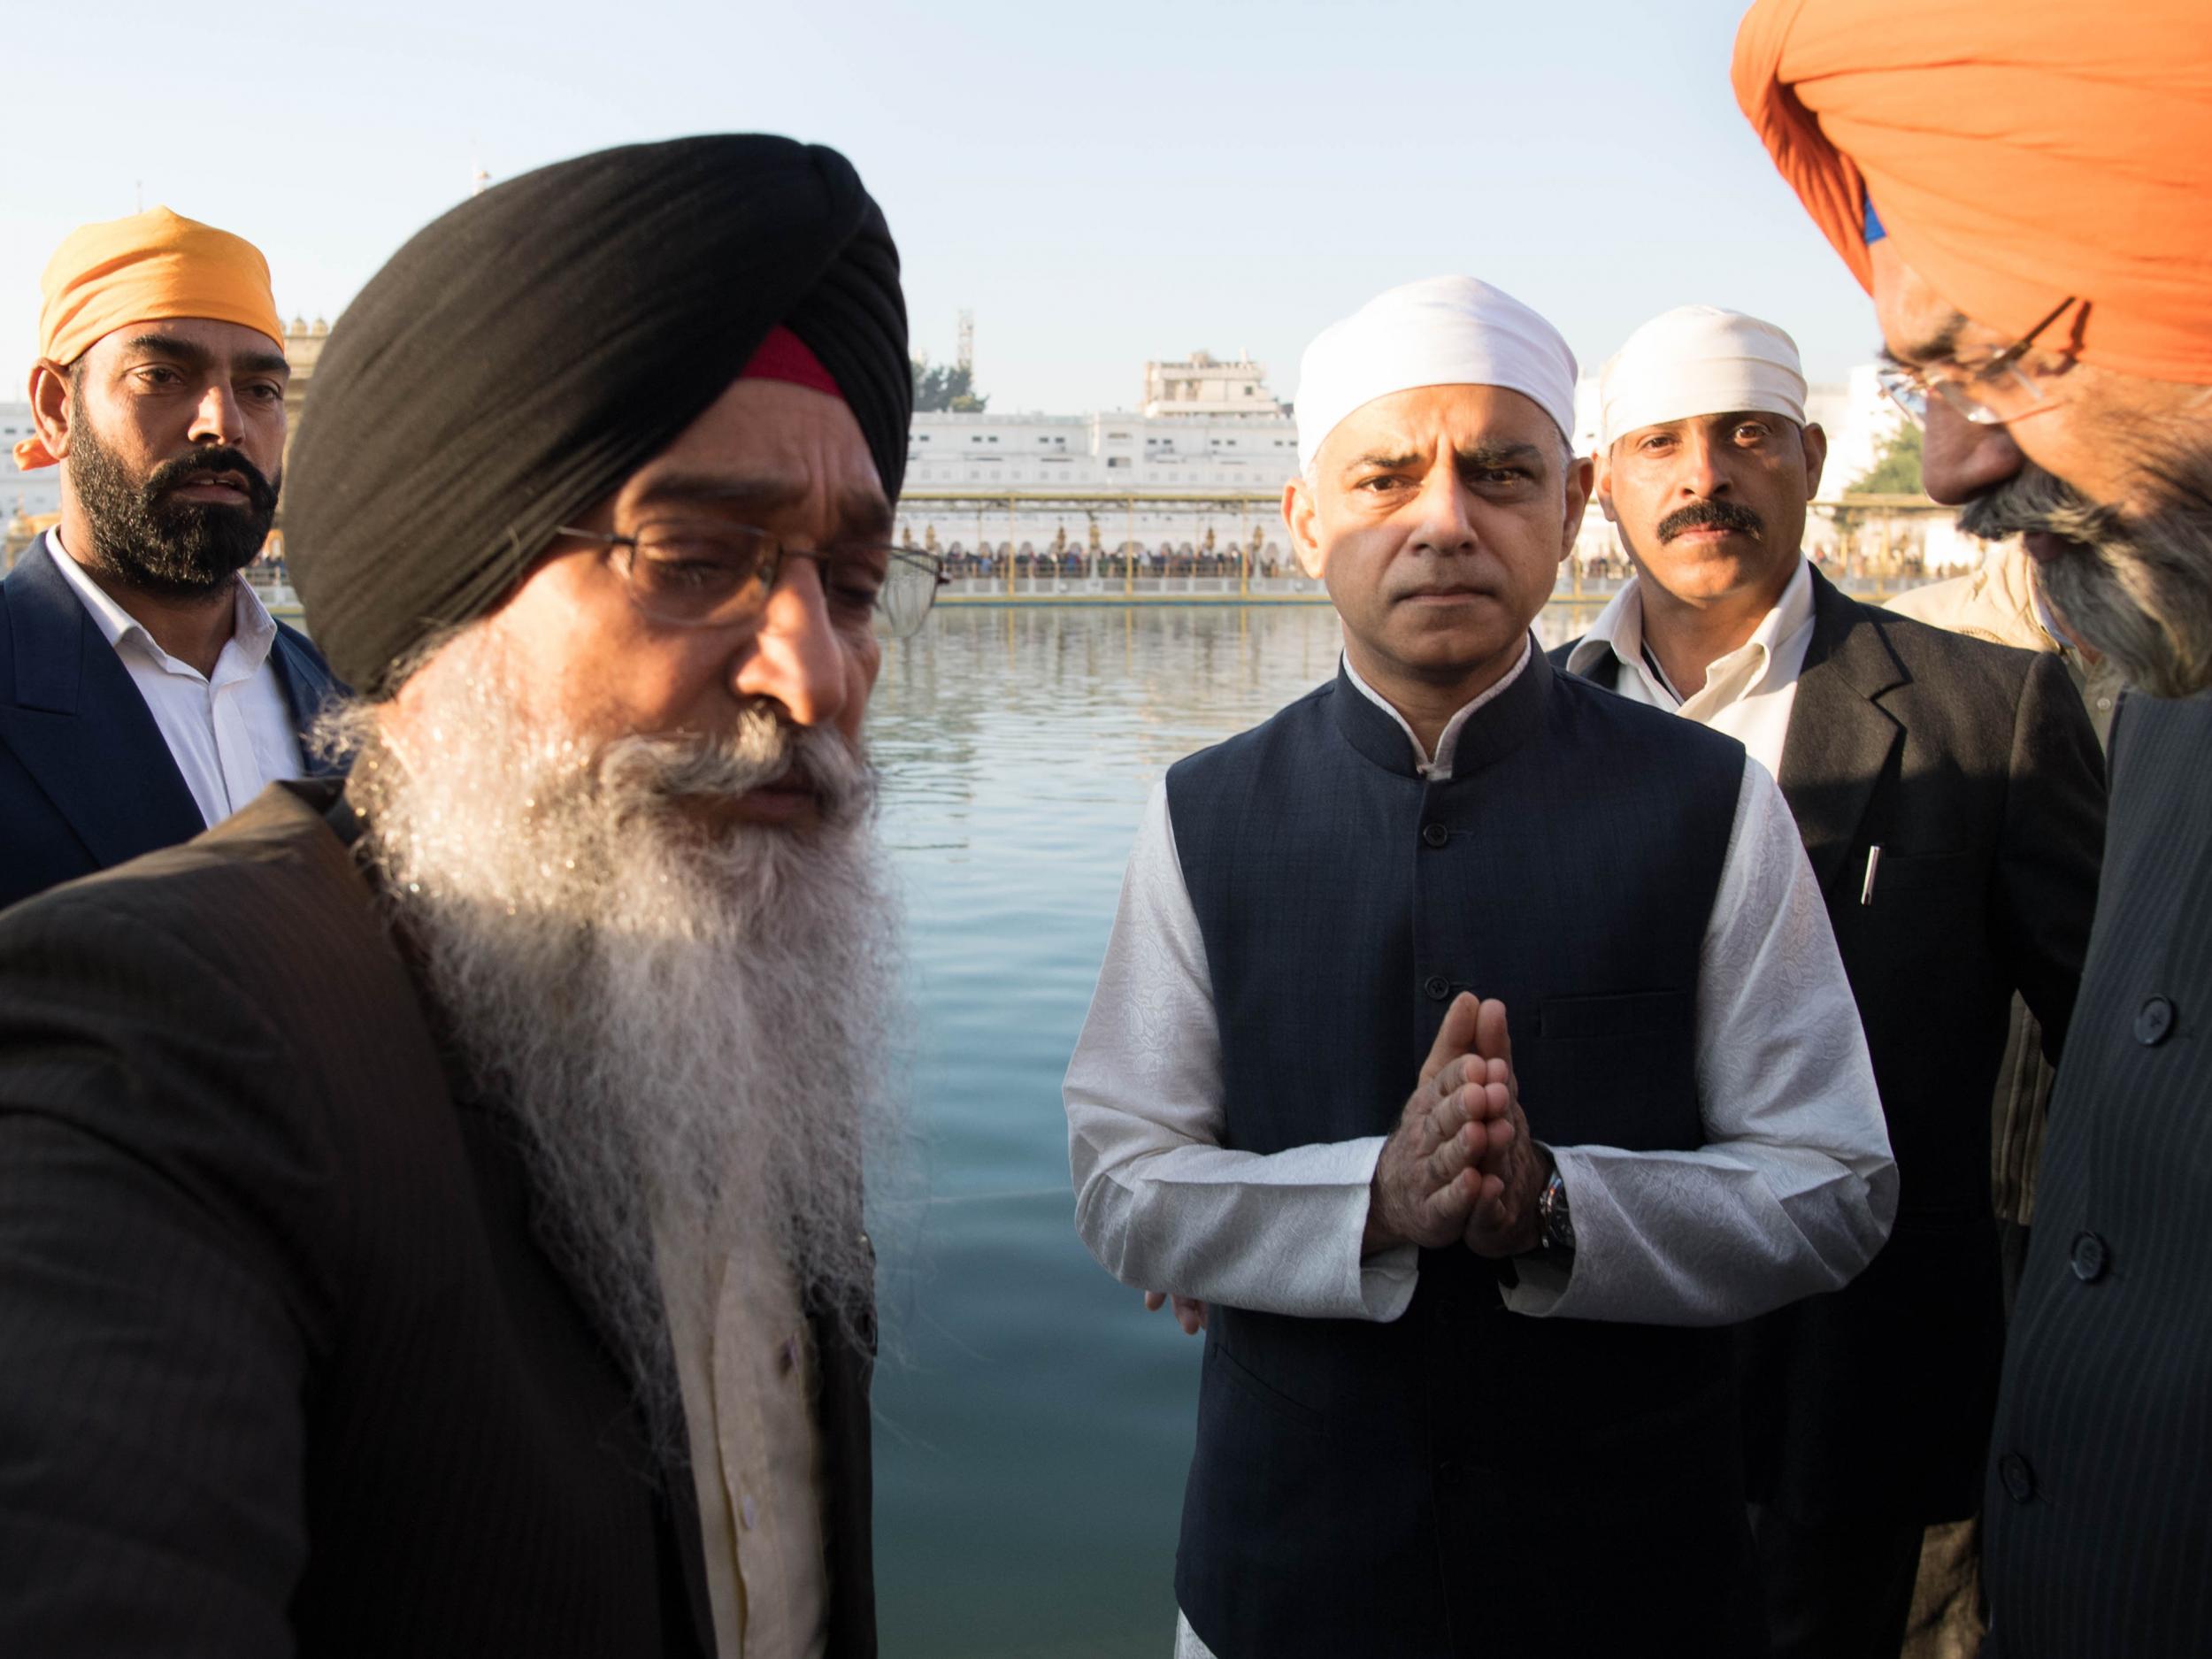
top-left (1166, 649), bottom-right (1762, 1659)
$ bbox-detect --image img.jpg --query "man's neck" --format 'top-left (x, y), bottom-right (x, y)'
top-left (56, 513), bottom-right (239, 679)
top-left (1348, 638), bottom-right (1522, 757)
top-left (1634, 565), bottom-right (1795, 701)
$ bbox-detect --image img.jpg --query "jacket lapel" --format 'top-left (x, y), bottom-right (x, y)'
top-left (270, 623), bottom-right (346, 776)
top-left (0, 537), bottom-right (205, 866)
top-left (1776, 567), bottom-right (1909, 897)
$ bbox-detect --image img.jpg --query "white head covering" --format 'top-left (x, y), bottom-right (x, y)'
top-left (1599, 304), bottom-right (1807, 449)
top-left (1294, 276), bottom-right (1578, 474)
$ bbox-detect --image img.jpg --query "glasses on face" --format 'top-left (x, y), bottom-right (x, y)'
top-left (1876, 296), bottom-right (2079, 429)
top-left (554, 520), bottom-right (947, 640)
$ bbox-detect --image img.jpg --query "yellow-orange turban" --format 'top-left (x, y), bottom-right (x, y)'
top-left (15, 206), bottom-right (284, 470)
top-left (1733, 0), bottom-right (2212, 384)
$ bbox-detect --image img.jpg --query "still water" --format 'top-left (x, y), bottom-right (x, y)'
top-left (865, 603), bottom-right (1589, 1659)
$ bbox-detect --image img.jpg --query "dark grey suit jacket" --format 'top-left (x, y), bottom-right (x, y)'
top-left (0, 534), bottom-right (342, 910)
top-left (1983, 687), bottom-right (2212, 1658)
top-left (0, 780), bottom-right (878, 1656)
top-left (1556, 565), bottom-right (2106, 1522)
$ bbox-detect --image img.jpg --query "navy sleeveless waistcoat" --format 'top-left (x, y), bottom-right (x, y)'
top-left (1165, 649), bottom-right (1760, 1659)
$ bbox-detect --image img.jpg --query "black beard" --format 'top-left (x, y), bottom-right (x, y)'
top-left (67, 419), bottom-right (280, 599)
top-left (1956, 440), bottom-right (2212, 701)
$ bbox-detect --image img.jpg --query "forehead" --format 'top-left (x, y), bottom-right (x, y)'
top-left (81, 315), bottom-right (287, 369)
top-left (1614, 409), bottom-right (1800, 446)
top-left (1316, 383), bottom-right (1558, 470)
top-left (617, 377), bottom-right (887, 527)
top-left (1870, 243), bottom-right (1991, 365)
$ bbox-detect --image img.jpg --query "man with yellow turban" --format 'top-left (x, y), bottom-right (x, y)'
top-left (1737, 5), bottom-right (2212, 1655)
top-left (0, 208), bottom-right (338, 910)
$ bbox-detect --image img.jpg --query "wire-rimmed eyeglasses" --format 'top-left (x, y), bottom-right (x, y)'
top-left (1876, 296), bottom-right (2080, 429)
top-left (555, 520), bottom-right (948, 640)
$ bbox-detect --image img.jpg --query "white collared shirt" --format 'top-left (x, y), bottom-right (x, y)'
top-left (49, 531), bottom-right (306, 827)
top-left (1077, 624), bottom-right (1890, 1659)
top-left (1064, 635), bottom-right (1892, 1332)
top-left (1564, 557), bottom-right (1818, 777)
top-left (662, 1221), bottom-right (830, 1659)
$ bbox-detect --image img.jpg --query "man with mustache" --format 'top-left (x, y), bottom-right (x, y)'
top-left (1, 208), bottom-right (340, 910)
top-left (1067, 275), bottom-right (1897, 1658)
top-left (1737, 4), bottom-right (2212, 1654)
top-left (0, 136), bottom-right (928, 1657)
top-left (1555, 304), bottom-right (2103, 1658)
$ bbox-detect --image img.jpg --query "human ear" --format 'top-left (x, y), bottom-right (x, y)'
top-left (1284, 477), bottom-right (1329, 580)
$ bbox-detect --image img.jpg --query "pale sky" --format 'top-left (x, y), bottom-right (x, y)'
top-left (6, 0), bottom-right (1879, 414)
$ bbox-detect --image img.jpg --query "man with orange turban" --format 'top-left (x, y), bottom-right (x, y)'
top-left (1736, 5), bottom-right (2212, 1656)
top-left (0, 208), bottom-right (338, 910)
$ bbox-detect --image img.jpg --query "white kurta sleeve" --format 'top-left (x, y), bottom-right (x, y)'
top-left (1499, 757), bottom-right (1897, 1324)
top-left (1064, 782), bottom-right (1418, 1322)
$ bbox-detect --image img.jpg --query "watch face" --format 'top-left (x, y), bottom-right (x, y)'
top-left (1540, 1171), bottom-right (1574, 1252)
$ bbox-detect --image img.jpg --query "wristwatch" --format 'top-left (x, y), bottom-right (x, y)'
top-left (1533, 1157), bottom-right (1575, 1256)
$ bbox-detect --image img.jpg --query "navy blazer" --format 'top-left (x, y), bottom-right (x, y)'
top-left (0, 534), bottom-right (343, 911)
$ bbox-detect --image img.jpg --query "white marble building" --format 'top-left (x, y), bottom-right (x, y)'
top-left (903, 353), bottom-right (1920, 572)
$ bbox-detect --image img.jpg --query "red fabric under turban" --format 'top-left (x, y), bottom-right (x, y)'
top-left (1733, 0), bottom-right (2212, 383)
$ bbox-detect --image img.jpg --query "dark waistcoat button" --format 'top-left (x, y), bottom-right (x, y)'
top-left (2070, 1232), bottom-right (2110, 1283)
top-left (2136, 995), bottom-right (2176, 1046)
top-left (1422, 975), bottom-right (1451, 1002)
top-left (1998, 1452), bottom-right (2038, 1503)
top-left (1421, 822), bottom-right (1449, 849)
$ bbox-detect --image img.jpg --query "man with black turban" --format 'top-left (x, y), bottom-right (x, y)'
top-left (0, 135), bottom-right (932, 1659)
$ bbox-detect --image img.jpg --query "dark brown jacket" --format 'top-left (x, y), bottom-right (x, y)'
top-left (0, 779), bottom-right (876, 1656)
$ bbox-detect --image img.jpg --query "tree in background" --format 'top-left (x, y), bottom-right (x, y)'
top-left (911, 356), bottom-right (988, 413)
top-left (1849, 423), bottom-right (1924, 495)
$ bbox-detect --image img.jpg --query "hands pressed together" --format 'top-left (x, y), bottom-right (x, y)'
top-left (1143, 992), bottom-right (1553, 1336)
top-left (1363, 992), bottom-right (1549, 1260)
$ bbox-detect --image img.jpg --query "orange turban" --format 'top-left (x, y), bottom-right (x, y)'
top-left (15, 206), bottom-right (285, 470)
top-left (1733, 0), bottom-right (2212, 384)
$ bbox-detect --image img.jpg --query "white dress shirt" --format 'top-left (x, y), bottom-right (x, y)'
top-left (49, 531), bottom-right (305, 827)
top-left (1564, 556), bottom-right (1817, 776)
top-left (663, 1222), bottom-right (831, 1659)
top-left (1064, 639), bottom-right (1894, 1331)
top-left (1073, 637), bottom-right (1893, 1659)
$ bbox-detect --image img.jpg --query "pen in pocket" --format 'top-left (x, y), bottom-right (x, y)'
top-left (1861, 845), bottom-right (1882, 906)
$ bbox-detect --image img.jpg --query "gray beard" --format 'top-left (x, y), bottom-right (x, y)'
top-left (321, 634), bottom-right (904, 1452)
top-left (1957, 433), bottom-right (2212, 700)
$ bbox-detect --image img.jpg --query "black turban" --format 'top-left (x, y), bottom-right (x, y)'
top-left (287, 134), bottom-right (910, 696)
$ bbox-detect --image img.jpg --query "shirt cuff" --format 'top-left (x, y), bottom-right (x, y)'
top-left (1494, 1146), bottom-right (1586, 1318)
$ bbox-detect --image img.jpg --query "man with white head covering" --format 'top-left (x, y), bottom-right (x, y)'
top-left (1065, 276), bottom-right (1897, 1658)
top-left (1556, 305), bottom-right (2105, 1658)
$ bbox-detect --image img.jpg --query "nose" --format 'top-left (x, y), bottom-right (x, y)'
top-left (1678, 426), bottom-right (1730, 498)
top-left (730, 556), bottom-right (852, 730)
top-left (1920, 399), bottom-right (2024, 504)
top-left (1409, 443), bottom-right (1480, 555)
top-left (186, 381), bottom-right (245, 448)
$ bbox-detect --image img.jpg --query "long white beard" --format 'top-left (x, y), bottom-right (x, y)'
top-left (324, 633), bottom-right (904, 1448)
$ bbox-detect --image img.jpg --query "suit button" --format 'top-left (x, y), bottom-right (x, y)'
top-left (2070, 1232), bottom-right (2109, 1283)
top-left (2135, 996), bottom-right (2175, 1046)
top-left (1998, 1452), bottom-right (2037, 1503)
top-left (1423, 975), bottom-right (1451, 1002)
top-left (1421, 822), bottom-right (1449, 849)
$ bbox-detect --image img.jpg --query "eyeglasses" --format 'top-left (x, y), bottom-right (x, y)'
top-left (1876, 296), bottom-right (2079, 429)
top-left (555, 520), bottom-right (947, 640)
